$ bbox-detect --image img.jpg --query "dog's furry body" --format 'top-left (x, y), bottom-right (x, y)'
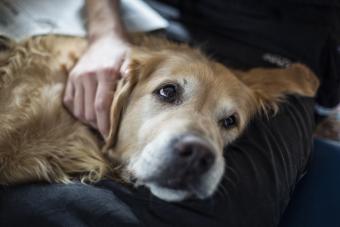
top-left (0, 35), bottom-right (319, 200)
top-left (0, 36), bottom-right (109, 184)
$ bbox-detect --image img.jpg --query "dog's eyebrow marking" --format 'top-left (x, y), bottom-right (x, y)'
top-left (183, 79), bottom-right (188, 86)
top-left (216, 101), bottom-right (236, 119)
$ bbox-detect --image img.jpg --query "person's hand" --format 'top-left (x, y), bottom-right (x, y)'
top-left (64, 33), bottom-right (130, 137)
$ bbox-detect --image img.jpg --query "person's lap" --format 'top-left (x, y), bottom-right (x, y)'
top-left (279, 139), bottom-right (340, 227)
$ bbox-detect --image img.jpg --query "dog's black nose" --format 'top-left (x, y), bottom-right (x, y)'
top-left (155, 136), bottom-right (216, 190)
top-left (173, 139), bottom-right (215, 175)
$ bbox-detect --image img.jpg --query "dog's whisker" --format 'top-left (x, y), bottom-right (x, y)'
top-left (221, 174), bottom-right (237, 192)
top-left (217, 184), bottom-right (230, 198)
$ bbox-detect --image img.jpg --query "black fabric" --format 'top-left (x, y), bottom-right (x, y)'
top-left (0, 96), bottom-right (315, 227)
top-left (279, 139), bottom-right (340, 227)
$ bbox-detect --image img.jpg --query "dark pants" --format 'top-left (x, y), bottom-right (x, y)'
top-left (279, 139), bottom-right (340, 227)
top-left (2, 138), bottom-right (339, 227)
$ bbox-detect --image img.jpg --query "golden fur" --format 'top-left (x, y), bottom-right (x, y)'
top-left (0, 35), bottom-right (319, 191)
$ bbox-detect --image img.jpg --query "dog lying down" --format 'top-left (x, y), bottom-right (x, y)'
top-left (0, 35), bottom-right (319, 201)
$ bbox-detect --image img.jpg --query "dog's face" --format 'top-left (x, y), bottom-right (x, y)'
top-left (105, 49), bottom-right (256, 201)
top-left (104, 48), bottom-right (318, 202)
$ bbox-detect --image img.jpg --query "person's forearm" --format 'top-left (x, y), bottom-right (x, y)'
top-left (86, 0), bottom-right (128, 42)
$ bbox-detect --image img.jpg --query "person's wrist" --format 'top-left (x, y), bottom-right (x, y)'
top-left (88, 28), bottom-right (130, 45)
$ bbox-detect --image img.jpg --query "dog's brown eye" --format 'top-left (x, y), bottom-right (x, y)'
top-left (155, 84), bottom-right (178, 103)
top-left (221, 115), bottom-right (237, 129)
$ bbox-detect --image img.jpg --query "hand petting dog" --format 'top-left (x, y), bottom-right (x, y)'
top-left (64, 0), bottom-right (130, 138)
top-left (64, 33), bottom-right (130, 137)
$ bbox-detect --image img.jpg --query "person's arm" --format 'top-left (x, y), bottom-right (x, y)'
top-left (86, 0), bottom-right (128, 42)
top-left (64, 0), bottom-right (130, 137)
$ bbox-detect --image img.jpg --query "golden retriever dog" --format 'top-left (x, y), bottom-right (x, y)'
top-left (0, 34), bottom-right (319, 201)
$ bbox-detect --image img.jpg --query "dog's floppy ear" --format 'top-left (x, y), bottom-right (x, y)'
top-left (104, 50), bottom-right (164, 149)
top-left (234, 63), bottom-right (320, 113)
top-left (104, 60), bottom-right (139, 149)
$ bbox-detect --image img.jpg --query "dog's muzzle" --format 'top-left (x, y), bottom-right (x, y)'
top-left (147, 134), bottom-right (216, 193)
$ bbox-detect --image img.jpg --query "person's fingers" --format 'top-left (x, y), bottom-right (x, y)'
top-left (83, 74), bottom-right (97, 128)
top-left (95, 77), bottom-right (115, 137)
top-left (120, 58), bottom-right (131, 77)
top-left (63, 77), bottom-right (75, 111)
top-left (73, 80), bottom-right (85, 122)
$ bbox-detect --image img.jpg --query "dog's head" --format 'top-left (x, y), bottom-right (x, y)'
top-left (104, 45), bottom-right (318, 202)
